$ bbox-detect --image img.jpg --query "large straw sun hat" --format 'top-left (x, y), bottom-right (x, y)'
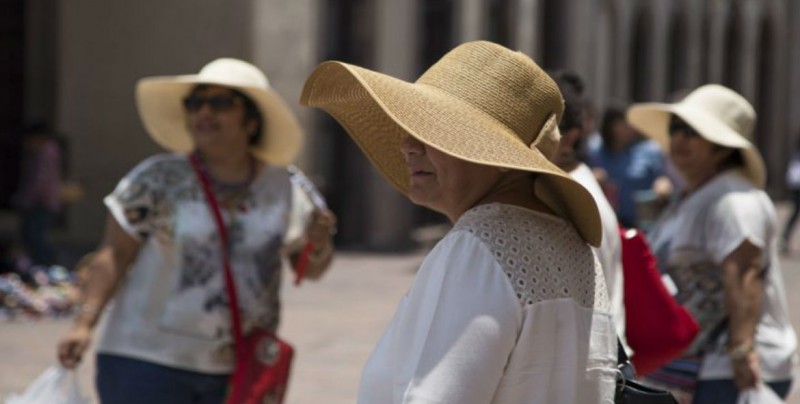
top-left (627, 84), bottom-right (765, 188)
top-left (300, 40), bottom-right (601, 247)
top-left (136, 58), bottom-right (303, 166)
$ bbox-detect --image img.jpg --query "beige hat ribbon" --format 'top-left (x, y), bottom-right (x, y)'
top-left (531, 113), bottom-right (561, 159)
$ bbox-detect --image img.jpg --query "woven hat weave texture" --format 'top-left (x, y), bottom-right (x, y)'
top-left (301, 40), bottom-right (602, 246)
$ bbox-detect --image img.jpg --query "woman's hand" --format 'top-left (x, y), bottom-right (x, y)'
top-left (57, 324), bottom-right (93, 369)
top-left (55, 215), bottom-right (141, 368)
top-left (306, 209), bottom-right (337, 248)
top-left (301, 209), bottom-right (337, 280)
top-left (732, 350), bottom-right (761, 390)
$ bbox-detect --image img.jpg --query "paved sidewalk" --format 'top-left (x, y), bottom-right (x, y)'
top-left (0, 252), bottom-right (422, 403)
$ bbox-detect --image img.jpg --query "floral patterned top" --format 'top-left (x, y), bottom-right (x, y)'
top-left (96, 153), bottom-right (314, 374)
top-left (648, 170), bottom-right (797, 381)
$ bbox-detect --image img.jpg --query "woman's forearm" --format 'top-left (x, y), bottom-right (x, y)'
top-left (74, 247), bottom-right (128, 329)
top-left (73, 215), bottom-right (141, 329)
top-left (721, 241), bottom-right (764, 351)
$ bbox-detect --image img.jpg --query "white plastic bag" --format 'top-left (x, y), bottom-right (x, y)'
top-left (4, 366), bottom-right (90, 404)
top-left (736, 383), bottom-right (783, 404)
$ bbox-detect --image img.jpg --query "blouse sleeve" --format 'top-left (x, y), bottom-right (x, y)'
top-left (402, 231), bottom-right (521, 403)
top-left (705, 191), bottom-right (768, 264)
top-left (103, 156), bottom-right (171, 241)
top-left (283, 167), bottom-right (317, 251)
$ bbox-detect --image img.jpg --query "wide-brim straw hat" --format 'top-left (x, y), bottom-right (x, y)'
top-left (300, 40), bottom-right (601, 247)
top-left (136, 58), bottom-right (303, 166)
top-left (627, 84), bottom-right (765, 188)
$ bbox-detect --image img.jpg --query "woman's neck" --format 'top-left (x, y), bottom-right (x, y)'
top-left (195, 149), bottom-right (256, 184)
top-left (683, 167), bottom-right (725, 195)
top-left (475, 172), bottom-right (555, 216)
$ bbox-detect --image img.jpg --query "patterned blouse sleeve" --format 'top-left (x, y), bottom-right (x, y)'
top-left (103, 156), bottom-right (171, 241)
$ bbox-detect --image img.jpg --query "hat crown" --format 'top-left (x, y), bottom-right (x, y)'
top-left (416, 41), bottom-right (563, 147)
top-left (682, 84), bottom-right (755, 141)
top-left (198, 58), bottom-right (270, 90)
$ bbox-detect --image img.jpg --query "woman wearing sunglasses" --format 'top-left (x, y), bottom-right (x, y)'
top-left (56, 58), bottom-right (336, 403)
top-left (627, 84), bottom-right (796, 403)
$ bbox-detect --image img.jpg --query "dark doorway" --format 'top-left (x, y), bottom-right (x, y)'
top-left (723, 7), bottom-right (743, 91)
top-left (0, 0), bottom-right (26, 209)
top-left (541, 0), bottom-right (567, 69)
top-left (755, 20), bottom-right (776, 191)
top-left (318, 0), bottom-right (377, 249)
top-left (667, 13), bottom-right (689, 95)
top-left (487, 0), bottom-right (512, 47)
top-left (630, 7), bottom-right (652, 102)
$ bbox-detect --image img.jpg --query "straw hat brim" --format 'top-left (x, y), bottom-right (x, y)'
top-left (301, 61), bottom-right (601, 247)
top-left (136, 75), bottom-right (303, 166)
top-left (627, 103), bottom-right (766, 188)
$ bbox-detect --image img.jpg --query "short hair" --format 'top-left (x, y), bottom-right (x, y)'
top-left (549, 69), bottom-right (584, 132)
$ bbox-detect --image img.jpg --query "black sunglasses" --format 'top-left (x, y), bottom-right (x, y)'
top-left (182, 95), bottom-right (242, 112)
top-left (668, 121), bottom-right (700, 138)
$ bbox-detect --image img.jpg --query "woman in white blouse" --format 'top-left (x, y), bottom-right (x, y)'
top-left (627, 84), bottom-right (797, 403)
top-left (302, 41), bottom-right (618, 403)
top-left (56, 58), bottom-right (336, 403)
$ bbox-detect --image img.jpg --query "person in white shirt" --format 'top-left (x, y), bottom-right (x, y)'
top-left (548, 70), bottom-right (628, 355)
top-left (627, 84), bottom-right (797, 403)
top-left (56, 58), bottom-right (336, 403)
top-left (301, 41), bottom-right (617, 403)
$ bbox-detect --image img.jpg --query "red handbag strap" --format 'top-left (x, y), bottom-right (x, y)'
top-left (188, 152), bottom-right (245, 357)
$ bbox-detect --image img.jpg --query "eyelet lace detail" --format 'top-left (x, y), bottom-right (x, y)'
top-left (454, 204), bottom-right (609, 310)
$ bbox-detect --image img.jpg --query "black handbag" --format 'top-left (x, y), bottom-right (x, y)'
top-left (616, 340), bottom-right (678, 404)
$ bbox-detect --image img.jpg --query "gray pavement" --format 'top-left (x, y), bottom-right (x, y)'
top-left (0, 252), bottom-right (422, 403)
top-left (3, 202), bottom-right (800, 403)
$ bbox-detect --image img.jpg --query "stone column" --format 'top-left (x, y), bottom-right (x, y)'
top-left (249, 0), bottom-right (319, 171)
top-left (706, 0), bottom-right (729, 84)
top-left (513, 0), bottom-right (541, 58)
top-left (458, 0), bottom-right (487, 42)
top-left (649, 0), bottom-right (672, 101)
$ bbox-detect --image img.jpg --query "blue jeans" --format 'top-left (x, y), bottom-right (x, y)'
top-left (692, 378), bottom-right (792, 404)
top-left (96, 354), bottom-right (229, 404)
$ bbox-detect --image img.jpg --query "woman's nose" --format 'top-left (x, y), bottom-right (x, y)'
top-left (400, 136), bottom-right (425, 157)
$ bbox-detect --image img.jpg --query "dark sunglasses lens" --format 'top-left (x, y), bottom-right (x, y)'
top-left (207, 96), bottom-right (236, 110)
top-left (183, 95), bottom-right (237, 112)
top-left (669, 123), bottom-right (697, 137)
top-left (183, 96), bottom-right (204, 111)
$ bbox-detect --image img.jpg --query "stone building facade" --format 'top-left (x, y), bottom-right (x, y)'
top-left (3, 0), bottom-right (799, 249)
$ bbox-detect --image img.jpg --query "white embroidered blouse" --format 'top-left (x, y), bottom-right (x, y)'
top-left (357, 203), bottom-right (618, 404)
